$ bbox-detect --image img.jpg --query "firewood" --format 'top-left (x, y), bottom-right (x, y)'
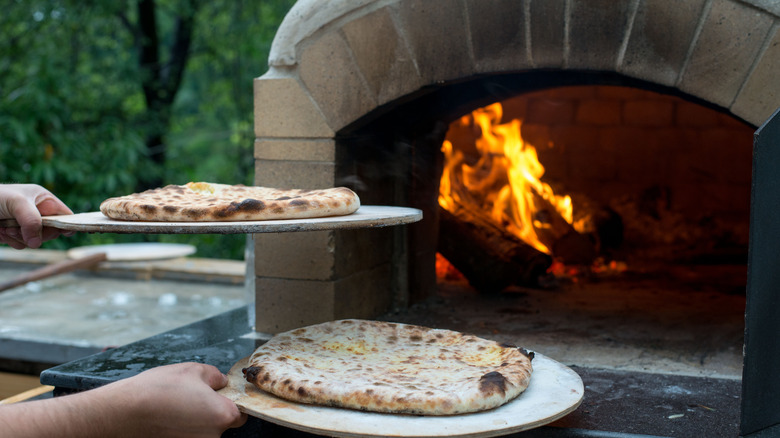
top-left (437, 205), bottom-right (552, 292)
top-left (530, 188), bottom-right (597, 265)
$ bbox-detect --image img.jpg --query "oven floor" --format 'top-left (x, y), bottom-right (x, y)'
top-left (386, 262), bottom-right (747, 380)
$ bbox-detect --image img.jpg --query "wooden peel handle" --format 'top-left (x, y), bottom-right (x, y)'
top-left (0, 252), bottom-right (108, 293)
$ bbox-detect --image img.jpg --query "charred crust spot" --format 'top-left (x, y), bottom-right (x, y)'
top-left (237, 198), bottom-right (265, 212)
top-left (216, 199), bottom-right (266, 218)
top-left (162, 205), bottom-right (178, 213)
top-left (409, 335), bottom-right (423, 342)
top-left (500, 342), bottom-right (518, 349)
top-left (297, 387), bottom-right (308, 397)
top-left (242, 366), bottom-right (262, 382)
top-left (288, 199), bottom-right (309, 207)
top-left (479, 371), bottom-right (508, 396)
top-left (141, 204), bottom-right (157, 213)
top-left (519, 348), bottom-right (535, 360)
top-left (183, 208), bottom-right (207, 219)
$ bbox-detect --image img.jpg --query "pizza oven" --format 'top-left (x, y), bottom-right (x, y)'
top-left (246, 0), bottom-right (780, 436)
top-left (248, 0), bottom-right (778, 330)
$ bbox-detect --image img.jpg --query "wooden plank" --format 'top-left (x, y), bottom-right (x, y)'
top-left (0, 385), bottom-right (54, 405)
top-left (1, 206), bottom-right (422, 235)
top-left (219, 354), bottom-right (583, 438)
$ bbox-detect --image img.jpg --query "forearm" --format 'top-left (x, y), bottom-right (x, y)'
top-left (0, 363), bottom-right (246, 438)
top-left (0, 387), bottom-right (123, 438)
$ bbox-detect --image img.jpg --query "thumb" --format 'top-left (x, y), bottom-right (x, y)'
top-left (36, 198), bottom-right (73, 217)
top-left (12, 199), bottom-right (44, 249)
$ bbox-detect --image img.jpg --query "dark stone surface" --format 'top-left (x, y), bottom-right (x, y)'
top-left (42, 306), bottom-right (741, 437)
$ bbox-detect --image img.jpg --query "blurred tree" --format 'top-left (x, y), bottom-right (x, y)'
top-left (0, 0), bottom-right (295, 259)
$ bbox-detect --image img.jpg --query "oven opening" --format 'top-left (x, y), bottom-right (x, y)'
top-left (435, 85), bottom-right (751, 293)
top-left (378, 84), bottom-right (751, 383)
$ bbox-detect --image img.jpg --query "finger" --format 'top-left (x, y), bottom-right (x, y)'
top-left (41, 227), bottom-right (68, 243)
top-left (202, 366), bottom-right (229, 391)
top-left (228, 409), bottom-right (248, 429)
top-left (11, 203), bottom-right (43, 249)
top-left (36, 198), bottom-right (73, 217)
top-left (0, 231), bottom-right (27, 249)
top-left (0, 228), bottom-right (27, 249)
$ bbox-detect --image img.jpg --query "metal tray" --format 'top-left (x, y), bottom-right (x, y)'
top-left (23, 206), bottom-right (422, 234)
top-left (219, 353), bottom-right (583, 438)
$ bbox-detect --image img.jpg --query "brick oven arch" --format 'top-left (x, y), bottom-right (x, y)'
top-left (250, 0), bottom-right (779, 333)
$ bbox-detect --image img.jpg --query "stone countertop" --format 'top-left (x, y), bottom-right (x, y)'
top-left (0, 249), bottom-right (250, 370)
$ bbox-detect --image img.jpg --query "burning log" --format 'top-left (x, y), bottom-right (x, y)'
top-left (437, 204), bottom-right (553, 293)
top-left (530, 187), bottom-right (598, 266)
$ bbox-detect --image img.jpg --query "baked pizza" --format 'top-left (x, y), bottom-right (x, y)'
top-left (99, 182), bottom-right (360, 222)
top-left (242, 319), bottom-right (534, 415)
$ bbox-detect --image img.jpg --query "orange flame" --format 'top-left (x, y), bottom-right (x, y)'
top-left (439, 103), bottom-right (573, 254)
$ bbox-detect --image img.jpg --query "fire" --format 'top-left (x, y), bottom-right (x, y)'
top-left (438, 103), bottom-right (573, 254)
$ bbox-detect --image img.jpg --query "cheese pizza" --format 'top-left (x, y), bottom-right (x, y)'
top-left (99, 182), bottom-right (360, 222)
top-left (242, 319), bottom-right (534, 416)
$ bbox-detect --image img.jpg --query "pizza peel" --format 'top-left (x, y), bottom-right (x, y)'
top-left (0, 206), bottom-right (422, 234)
top-left (0, 242), bottom-right (196, 293)
top-left (219, 353), bottom-right (583, 438)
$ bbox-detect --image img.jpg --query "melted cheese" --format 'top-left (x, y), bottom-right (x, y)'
top-left (185, 182), bottom-right (216, 195)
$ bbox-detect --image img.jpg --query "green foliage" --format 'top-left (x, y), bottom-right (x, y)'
top-left (0, 0), bottom-right (295, 259)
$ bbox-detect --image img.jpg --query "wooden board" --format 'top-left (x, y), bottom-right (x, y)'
top-left (66, 243), bottom-right (197, 261)
top-left (219, 354), bottom-right (583, 438)
top-left (32, 206), bottom-right (422, 234)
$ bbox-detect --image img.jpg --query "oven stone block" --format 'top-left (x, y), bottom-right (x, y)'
top-left (253, 77), bottom-right (334, 139)
top-left (528, 0), bottom-right (566, 68)
top-left (254, 138), bottom-right (336, 162)
top-left (678, 0), bottom-right (774, 109)
top-left (298, 30), bottom-right (377, 131)
top-left (575, 100), bottom-right (622, 126)
top-left (623, 100), bottom-right (675, 127)
top-left (254, 159), bottom-right (337, 190)
top-left (341, 7), bottom-right (423, 107)
top-left (619, 0), bottom-right (707, 86)
top-left (253, 264), bottom-right (394, 334)
top-left (395, 0), bottom-right (475, 83)
top-left (465, 0), bottom-right (532, 73)
top-left (253, 229), bottom-right (394, 281)
top-left (567, 0), bottom-right (634, 71)
top-left (732, 27), bottom-right (780, 126)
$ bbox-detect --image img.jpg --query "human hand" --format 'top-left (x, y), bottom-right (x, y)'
top-left (105, 362), bottom-right (247, 438)
top-left (0, 362), bottom-right (247, 438)
top-left (0, 184), bottom-right (74, 249)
